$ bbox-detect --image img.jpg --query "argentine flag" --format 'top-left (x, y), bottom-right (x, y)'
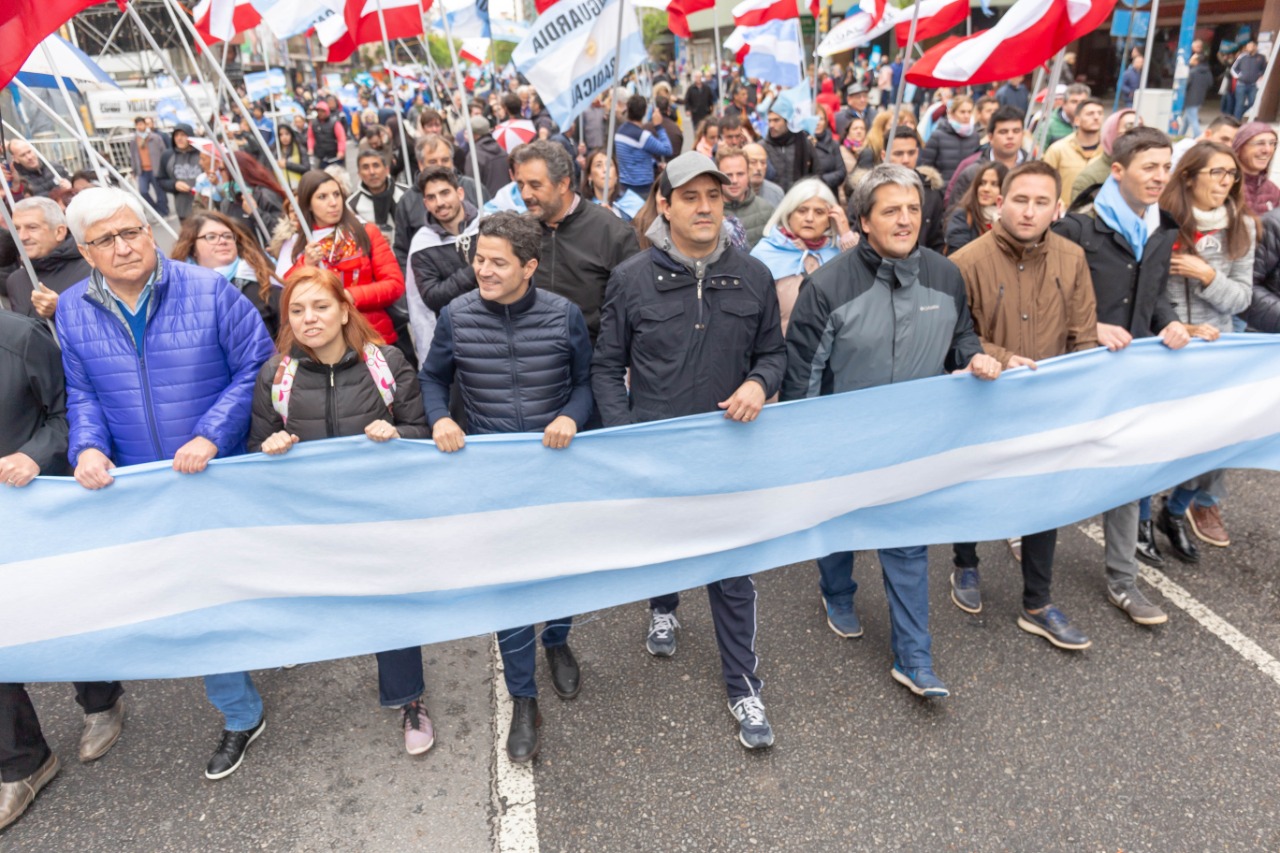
top-left (740, 18), bottom-right (804, 88)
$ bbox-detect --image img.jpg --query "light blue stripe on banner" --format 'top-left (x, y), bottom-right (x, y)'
top-left (4, 337), bottom-right (1280, 680)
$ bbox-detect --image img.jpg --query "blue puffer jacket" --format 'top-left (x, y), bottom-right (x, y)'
top-left (58, 254), bottom-right (275, 467)
top-left (418, 285), bottom-right (594, 435)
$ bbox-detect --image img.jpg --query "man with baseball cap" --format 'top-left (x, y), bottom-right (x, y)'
top-left (835, 83), bottom-right (878, 140)
top-left (592, 152), bottom-right (786, 749)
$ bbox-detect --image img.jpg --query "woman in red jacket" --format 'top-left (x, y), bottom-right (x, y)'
top-left (286, 170), bottom-right (405, 342)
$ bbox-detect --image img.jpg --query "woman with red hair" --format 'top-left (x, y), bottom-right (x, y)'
top-left (247, 266), bottom-right (435, 760)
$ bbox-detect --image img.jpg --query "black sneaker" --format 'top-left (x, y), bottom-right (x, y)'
top-left (205, 716), bottom-right (265, 780)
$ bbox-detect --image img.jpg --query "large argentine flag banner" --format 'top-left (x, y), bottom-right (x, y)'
top-left (5, 338), bottom-right (1280, 682)
top-left (512, 0), bottom-right (647, 130)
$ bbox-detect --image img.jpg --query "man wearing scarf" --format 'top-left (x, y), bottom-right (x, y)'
top-left (759, 91), bottom-right (816, 192)
top-left (783, 164), bottom-right (1001, 700)
top-left (1053, 127), bottom-right (1210, 628)
top-left (348, 150), bottom-right (410, 244)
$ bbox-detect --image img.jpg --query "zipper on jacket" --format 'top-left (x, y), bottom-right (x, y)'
top-left (505, 305), bottom-right (526, 431)
top-left (326, 366), bottom-right (338, 437)
top-left (137, 330), bottom-right (163, 460)
top-left (695, 278), bottom-right (705, 330)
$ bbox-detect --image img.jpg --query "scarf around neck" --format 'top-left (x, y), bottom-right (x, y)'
top-left (1093, 176), bottom-right (1161, 260)
top-left (364, 180), bottom-right (397, 226)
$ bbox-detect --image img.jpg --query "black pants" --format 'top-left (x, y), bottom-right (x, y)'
top-left (0, 682), bottom-right (123, 781)
top-left (650, 576), bottom-right (762, 701)
top-left (952, 528), bottom-right (1058, 610)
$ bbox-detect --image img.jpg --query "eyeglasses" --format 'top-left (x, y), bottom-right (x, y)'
top-left (82, 226), bottom-right (149, 251)
top-left (197, 232), bottom-right (237, 245)
top-left (1200, 167), bottom-right (1241, 183)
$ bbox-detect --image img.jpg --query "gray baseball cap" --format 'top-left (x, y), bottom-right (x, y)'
top-left (659, 151), bottom-right (729, 197)
top-left (847, 83), bottom-right (867, 96)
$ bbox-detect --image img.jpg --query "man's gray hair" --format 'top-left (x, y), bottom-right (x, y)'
top-left (510, 140), bottom-right (574, 187)
top-left (1066, 82), bottom-right (1091, 97)
top-left (65, 187), bottom-right (147, 243)
top-left (13, 196), bottom-right (67, 231)
top-left (851, 164), bottom-right (922, 222)
top-left (764, 178), bottom-right (838, 237)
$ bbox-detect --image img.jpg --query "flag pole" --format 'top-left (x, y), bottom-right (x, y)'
top-left (1138, 0), bottom-right (1159, 92)
top-left (1024, 64), bottom-right (1044, 127)
top-left (260, 25), bottom-right (287, 166)
top-left (37, 42), bottom-right (107, 185)
top-left (885, 0), bottom-right (923, 150)
top-left (372, 0), bottom-right (418, 189)
top-left (10, 80), bottom-right (180, 240)
top-left (435, 2), bottom-right (487, 201)
top-left (603, 0), bottom-right (629, 205)
top-left (141, 0), bottom-right (274, 243)
top-left (712, 10), bottom-right (726, 117)
top-left (0, 167), bottom-right (57, 337)
top-left (157, 0), bottom-right (312, 241)
top-left (1035, 48), bottom-right (1067, 156)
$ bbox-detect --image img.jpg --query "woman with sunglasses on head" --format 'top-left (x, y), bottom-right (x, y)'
top-left (247, 266), bottom-right (435, 757)
top-left (171, 211), bottom-right (283, 337)
top-left (1145, 140), bottom-right (1256, 563)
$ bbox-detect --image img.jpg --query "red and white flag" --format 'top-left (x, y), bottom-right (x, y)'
top-left (731, 0), bottom-right (797, 28)
top-left (907, 0), bottom-right (1116, 88)
top-left (192, 0), bottom-right (262, 44)
top-left (894, 0), bottom-right (968, 46)
top-left (0, 0), bottom-right (108, 90)
top-left (321, 0), bottom-right (432, 63)
top-left (667, 0), bottom-right (715, 38)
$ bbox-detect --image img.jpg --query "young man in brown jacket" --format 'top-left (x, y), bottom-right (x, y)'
top-left (947, 161), bottom-right (1100, 650)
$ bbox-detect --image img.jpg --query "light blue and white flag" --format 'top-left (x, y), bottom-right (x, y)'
top-left (489, 16), bottom-right (530, 42)
top-left (5, 338), bottom-right (1280, 681)
top-left (741, 18), bottom-right (803, 88)
top-left (512, 0), bottom-right (647, 130)
top-left (446, 1), bottom-right (491, 38)
top-left (251, 0), bottom-right (345, 38)
top-left (244, 67), bottom-right (287, 100)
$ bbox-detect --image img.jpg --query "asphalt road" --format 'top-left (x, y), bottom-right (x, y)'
top-left (6, 471), bottom-right (1280, 852)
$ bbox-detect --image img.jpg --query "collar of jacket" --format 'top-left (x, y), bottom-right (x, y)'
top-left (1087, 205), bottom-right (1179, 257)
top-left (724, 187), bottom-right (757, 209)
top-left (289, 345), bottom-right (362, 371)
top-left (856, 239), bottom-right (920, 290)
top-left (33, 235), bottom-right (83, 272)
top-left (85, 250), bottom-right (167, 309)
top-left (427, 199), bottom-right (480, 240)
top-left (646, 216), bottom-right (729, 281)
top-left (540, 193), bottom-right (583, 232)
top-left (481, 282), bottom-right (539, 316)
top-left (992, 219), bottom-right (1049, 261)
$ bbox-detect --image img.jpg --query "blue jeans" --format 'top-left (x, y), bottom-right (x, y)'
top-left (1139, 495), bottom-right (1152, 521)
top-left (204, 672), bottom-right (262, 731)
top-left (136, 170), bottom-right (169, 216)
top-left (1183, 106), bottom-right (1202, 138)
top-left (376, 647), bottom-right (424, 707)
top-left (1167, 469), bottom-right (1226, 516)
top-left (497, 619), bottom-right (573, 698)
top-left (1235, 82), bottom-right (1259, 119)
top-left (817, 546), bottom-right (932, 668)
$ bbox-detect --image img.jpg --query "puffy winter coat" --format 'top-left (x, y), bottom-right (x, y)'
top-left (811, 129), bottom-right (847, 195)
top-left (419, 286), bottom-right (594, 435)
top-left (248, 344), bottom-right (428, 449)
top-left (921, 120), bottom-right (981, 185)
top-left (285, 223), bottom-right (405, 343)
top-left (1247, 208), bottom-right (1280, 332)
top-left (57, 255), bottom-right (275, 467)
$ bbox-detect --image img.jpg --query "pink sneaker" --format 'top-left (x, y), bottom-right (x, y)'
top-left (402, 700), bottom-right (435, 755)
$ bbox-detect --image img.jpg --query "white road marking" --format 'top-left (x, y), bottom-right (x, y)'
top-left (490, 635), bottom-right (539, 853)
top-left (1078, 522), bottom-right (1280, 687)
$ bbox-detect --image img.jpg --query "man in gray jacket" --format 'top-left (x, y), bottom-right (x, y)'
top-left (782, 164), bottom-right (1002, 699)
top-left (128, 116), bottom-right (168, 217)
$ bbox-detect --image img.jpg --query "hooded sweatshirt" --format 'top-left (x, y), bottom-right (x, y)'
top-left (157, 124), bottom-right (205, 220)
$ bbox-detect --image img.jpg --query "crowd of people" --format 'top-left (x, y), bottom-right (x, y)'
top-left (4, 49), bottom-right (1280, 834)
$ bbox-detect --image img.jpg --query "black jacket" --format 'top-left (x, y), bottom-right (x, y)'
top-left (591, 238), bottom-right (787, 425)
top-left (392, 176), bottom-right (480, 268)
top-left (1246, 207), bottom-right (1280, 332)
top-left (419, 285), bottom-right (594, 434)
top-left (533, 197), bottom-right (641, 342)
top-left (13, 161), bottom-right (65, 198)
top-left (157, 126), bottom-right (204, 220)
top-left (685, 83), bottom-right (715, 126)
top-left (943, 207), bottom-right (983, 256)
top-left (0, 313), bottom-right (69, 475)
top-left (219, 186), bottom-right (283, 246)
top-left (408, 205), bottom-right (479, 313)
top-left (811, 130), bottom-right (847, 195)
top-left (4, 236), bottom-right (91, 319)
top-left (248, 344), bottom-right (428, 449)
top-left (1053, 209), bottom-right (1180, 336)
top-left (1185, 64), bottom-right (1214, 108)
top-left (472, 133), bottom-right (510, 199)
top-left (762, 130), bottom-right (816, 192)
top-left (921, 121), bottom-right (981, 185)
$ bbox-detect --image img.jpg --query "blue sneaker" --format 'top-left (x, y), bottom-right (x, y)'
top-left (949, 567), bottom-right (981, 614)
top-left (728, 696), bottom-right (775, 749)
top-left (823, 597), bottom-right (863, 638)
top-left (1017, 604), bottom-right (1092, 650)
top-left (891, 663), bottom-right (950, 698)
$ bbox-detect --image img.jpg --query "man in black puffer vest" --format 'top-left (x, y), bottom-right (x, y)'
top-left (418, 211), bottom-right (593, 766)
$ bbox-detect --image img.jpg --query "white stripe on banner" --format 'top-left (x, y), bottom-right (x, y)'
top-left (5, 338), bottom-right (1280, 681)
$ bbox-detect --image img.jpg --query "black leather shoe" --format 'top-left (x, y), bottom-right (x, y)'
top-left (1157, 505), bottom-right (1200, 564)
top-left (205, 716), bottom-right (265, 780)
top-left (544, 644), bottom-right (581, 700)
top-left (1135, 518), bottom-right (1164, 567)
top-left (506, 697), bottom-right (541, 763)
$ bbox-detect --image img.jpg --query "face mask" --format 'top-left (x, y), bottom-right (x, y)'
top-left (950, 118), bottom-right (975, 137)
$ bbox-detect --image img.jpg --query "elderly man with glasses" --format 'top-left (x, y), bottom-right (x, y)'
top-left (56, 187), bottom-right (275, 781)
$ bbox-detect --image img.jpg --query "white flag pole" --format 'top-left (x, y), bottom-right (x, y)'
top-left (435, 2), bottom-right (487, 199)
top-left (38, 42), bottom-right (107, 185)
top-left (158, 0), bottom-right (312, 241)
top-left (712, 10), bottom-right (726, 116)
top-left (1036, 48), bottom-right (1067, 156)
top-left (372, 2), bottom-right (418, 188)
top-left (885, 0), bottom-right (923, 148)
top-left (603, 0), bottom-right (629, 204)
top-left (260, 26), bottom-right (286, 165)
top-left (10, 80), bottom-right (180, 240)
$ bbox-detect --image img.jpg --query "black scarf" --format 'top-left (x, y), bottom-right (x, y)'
top-left (364, 180), bottom-right (397, 226)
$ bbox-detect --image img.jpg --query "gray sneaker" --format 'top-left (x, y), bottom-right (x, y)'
top-left (1108, 585), bottom-right (1168, 626)
top-left (645, 610), bottom-right (679, 657)
top-left (728, 696), bottom-right (775, 749)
